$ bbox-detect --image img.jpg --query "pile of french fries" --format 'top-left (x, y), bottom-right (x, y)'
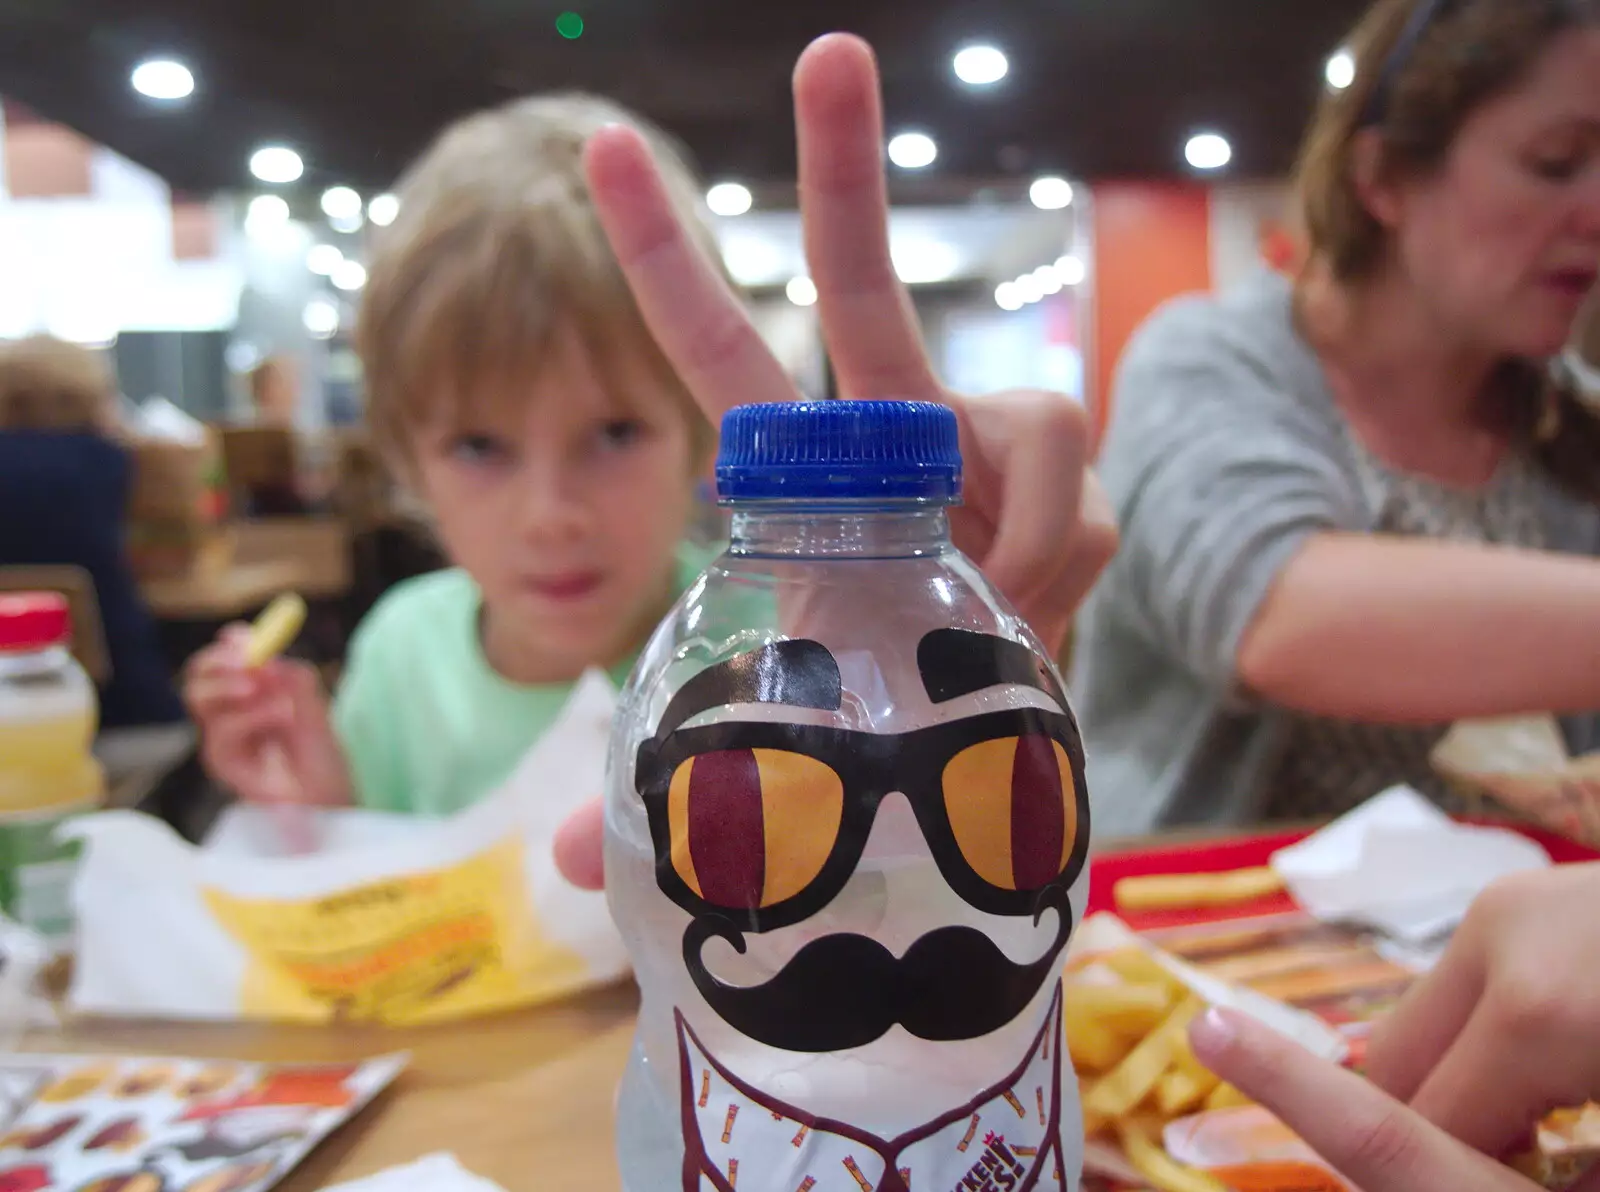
top-left (1067, 946), bottom-right (1249, 1192)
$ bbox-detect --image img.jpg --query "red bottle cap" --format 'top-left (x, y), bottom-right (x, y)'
top-left (0, 593), bottom-right (71, 654)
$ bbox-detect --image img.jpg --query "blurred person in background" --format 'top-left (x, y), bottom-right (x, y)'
top-left (1076, 0), bottom-right (1600, 836)
top-left (0, 335), bottom-right (185, 728)
top-left (247, 355), bottom-right (300, 429)
top-left (1568, 286), bottom-right (1600, 396)
top-left (184, 93), bottom-right (738, 816)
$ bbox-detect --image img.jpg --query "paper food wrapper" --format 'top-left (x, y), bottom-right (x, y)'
top-left (1270, 785), bottom-right (1550, 947)
top-left (1067, 914), bottom-right (1349, 1065)
top-left (64, 672), bottom-right (629, 1025)
top-left (1432, 715), bottom-right (1600, 849)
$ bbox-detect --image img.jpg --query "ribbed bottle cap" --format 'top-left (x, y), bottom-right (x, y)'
top-left (715, 401), bottom-right (962, 504)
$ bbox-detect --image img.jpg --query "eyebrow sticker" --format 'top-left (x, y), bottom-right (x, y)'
top-left (651, 639), bottom-right (843, 740)
top-left (917, 629), bottom-right (1065, 707)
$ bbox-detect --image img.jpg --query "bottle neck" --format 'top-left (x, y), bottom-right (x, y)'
top-left (727, 504), bottom-right (953, 560)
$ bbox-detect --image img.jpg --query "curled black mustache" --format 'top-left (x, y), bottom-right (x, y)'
top-left (683, 887), bottom-right (1071, 1054)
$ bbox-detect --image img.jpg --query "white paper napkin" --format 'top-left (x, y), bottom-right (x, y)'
top-left (321, 1153), bottom-right (508, 1192)
top-left (1270, 785), bottom-right (1550, 943)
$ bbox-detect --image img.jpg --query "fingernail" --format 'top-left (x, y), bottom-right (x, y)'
top-left (1188, 1007), bottom-right (1239, 1061)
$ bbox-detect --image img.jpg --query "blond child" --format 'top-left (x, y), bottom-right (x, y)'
top-left (184, 94), bottom-right (724, 817)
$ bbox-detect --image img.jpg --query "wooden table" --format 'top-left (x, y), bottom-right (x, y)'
top-left (23, 982), bottom-right (643, 1191)
top-left (141, 560), bottom-right (308, 622)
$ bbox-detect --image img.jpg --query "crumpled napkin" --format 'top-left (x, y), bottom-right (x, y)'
top-left (1270, 785), bottom-right (1550, 945)
top-left (321, 1154), bottom-right (508, 1192)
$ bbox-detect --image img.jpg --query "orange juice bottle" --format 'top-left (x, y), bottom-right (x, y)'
top-left (0, 593), bottom-right (104, 941)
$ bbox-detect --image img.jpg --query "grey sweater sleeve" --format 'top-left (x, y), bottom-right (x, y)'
top-left (1098, 294), bottom-right (1368, 692)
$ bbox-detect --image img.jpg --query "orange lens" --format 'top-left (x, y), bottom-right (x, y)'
top-left (942, 735), bottom-right (1078, 891)
top-left (666, 749), bottom-right (844, 910)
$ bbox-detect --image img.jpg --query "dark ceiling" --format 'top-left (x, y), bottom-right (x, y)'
top-left (0, 0), bottom-right (1372, 203)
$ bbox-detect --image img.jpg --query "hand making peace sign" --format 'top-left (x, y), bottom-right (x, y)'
top-left (554, 33), bottom-right (1117, 891)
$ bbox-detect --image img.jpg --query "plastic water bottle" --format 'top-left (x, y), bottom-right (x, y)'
top-left (607, 401), bottom-right (1092, 1191)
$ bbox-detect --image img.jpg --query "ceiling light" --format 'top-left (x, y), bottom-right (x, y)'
top-left (785, 276), bottom-right (818, 307)
top-left (1326, 49), bottom-right (1356, 91)
top-left (368, 193), bottom-right (400, 227)
top-left (131, 59), bottom-right (194, 102)
top-left (321, 186), bottom-right (362, 220)
top-left (953, 44), bottom-right (1008, 87)
top-left (1033, 265), bottom-right (1064, 296)
top-left (243, 194), bottom-right (291, 235)
top-left (328, 211), bottom-right (365, 235)
top-left (706, 182), bottom-right (754, 218)
top-left (720, 234), bottom-right (786, 286)
top-left (887, 132), bottom-right (938, 170)
top-left (331, 259), bottom-right (368, 292)
top-left (1055, 254), bottom-right (1087, 286)
top-left (250, 145), bottom-right (303, 185)
top-left (892, 241), bottom-right (960, 285)
top-left (303, 299), bottom-right (340, 339)
top-left (995, 282), bottom-right (1023, 311)
top-left (1185, 132), bottom-right (1233, 171)
top-left (1029, 176), bottom-right (1074, 210)
top-left (307, 244), bottom-right (343, 276)
top-left (1016, 274), bottom-right (1045, 304)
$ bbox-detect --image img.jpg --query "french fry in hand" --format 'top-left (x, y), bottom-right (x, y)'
top-left (1116, 1119), bottom-right (1231, 1192)
top-left (1084, 997), bottom-right (1202, 1120)
top-left (246, 592), bottom-right (308, 667)
top-left (1114, 867), bottom-right (1287, 913)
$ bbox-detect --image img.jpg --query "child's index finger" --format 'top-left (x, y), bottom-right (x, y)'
top-left (245, 593), bottom-right (308, 669)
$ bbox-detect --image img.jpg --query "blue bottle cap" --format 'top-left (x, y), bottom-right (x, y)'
top-left (715, 401), bottom-right (963, 504)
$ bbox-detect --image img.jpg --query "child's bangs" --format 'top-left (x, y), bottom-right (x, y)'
top-left (379, 211), bottom-right (685, 441)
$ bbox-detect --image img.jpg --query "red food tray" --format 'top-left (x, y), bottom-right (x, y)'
top-left (1087, 819), bottom-right (1600, 933)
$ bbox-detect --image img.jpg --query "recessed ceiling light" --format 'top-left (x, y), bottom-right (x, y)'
top-left (892, 241), bottom-right (959, 285)
top-left (1185, 132), bottom-right (1233, 171)
top-left (953, 44), bottom-right (1008, 87)
top-left (250, 145), bottom-right (303, 184)
top-left (1033, 265), bottom-right (1064, 296)
top-left (1016, 274), bottom-right (1045, 304)
top-left (328, 211), bottom-right (365, 235)
top-left (887, 132), bottom-right (938, 170)
top-left (1029, 176), bottom-right (1074, 210)
top-left (307, 244), bottom-right (343, 276)
top-left (321, 186), bottom-right (362, 220)
top-left (706, 182), bottom-right (754, 217)
top-left (1055, 254), bottom-right (1087, 286)
top-left (786, 276), bottom-right (818, 307)
top-left (368, 193), bottom-right (400, 227)
top-left (303, 298), bottom-right (340, 339)
top-left (331, 259), bottom-right (368, 292)
top-left (1326, 49), bottom-right (1356, 91)
top-left (243, 194), bottom-right (291, 235)
top-left (720, 234), bottom-right (785, 286)
top-left (995, 282), bottom-right (1023, 311)
top-left (131, 59), bottom-right (194, 102)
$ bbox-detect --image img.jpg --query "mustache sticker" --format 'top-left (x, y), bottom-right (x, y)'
top-left (683, 887), bottom-right (1071, 1053)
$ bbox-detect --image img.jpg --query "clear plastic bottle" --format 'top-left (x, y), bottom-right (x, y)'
top-left (607, 402), bottom-right (1091, 1192)
top-left (0, 592), bottom-right (104, 942)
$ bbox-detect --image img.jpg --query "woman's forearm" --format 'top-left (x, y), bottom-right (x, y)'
top-left (1236, 533), bottom-right (1600, 723)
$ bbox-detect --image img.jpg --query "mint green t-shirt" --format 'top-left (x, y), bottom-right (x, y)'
top-left (332, 545), bottom-right (715, 815)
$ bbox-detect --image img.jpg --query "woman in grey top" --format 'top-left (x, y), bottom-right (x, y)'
top-left (1076, 0), bottom-right (1600, 836)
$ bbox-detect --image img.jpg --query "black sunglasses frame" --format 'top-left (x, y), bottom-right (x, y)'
top-left (634, 706), bottom-right (1091, 934)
